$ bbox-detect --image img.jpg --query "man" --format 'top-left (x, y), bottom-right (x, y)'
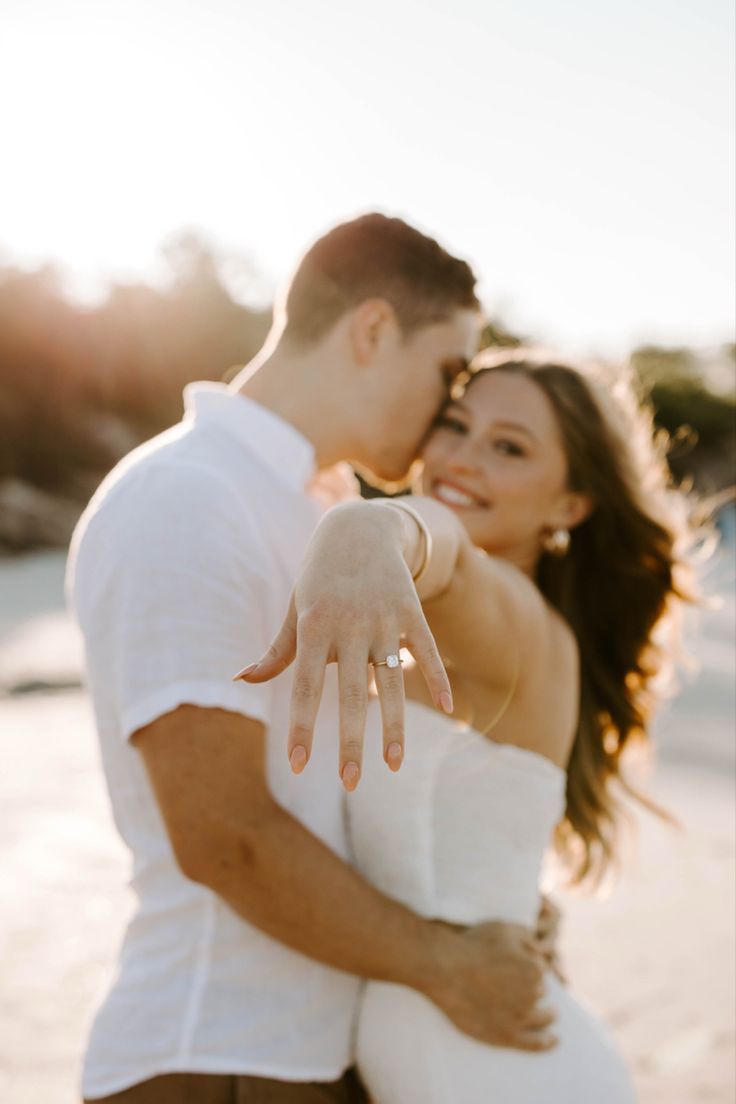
top-left (68, 213), bottom-right (557, 1104)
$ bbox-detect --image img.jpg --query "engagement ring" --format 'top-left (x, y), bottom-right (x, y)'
top-left (372, 654), bottom-right (402, 669)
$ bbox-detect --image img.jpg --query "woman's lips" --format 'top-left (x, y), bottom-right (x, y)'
top-left (431, 478), bottom-right (489, 509)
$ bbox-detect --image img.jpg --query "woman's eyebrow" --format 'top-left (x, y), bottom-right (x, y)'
top-left (492, 419), bottom-right (540, 442)
top-left (445, 397), bottom-right (470, 413)
top-left (448, 400), bottom-right (538, 442)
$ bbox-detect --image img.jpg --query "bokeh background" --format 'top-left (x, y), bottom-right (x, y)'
top-left (1, 2), bottom-right (734, 1102)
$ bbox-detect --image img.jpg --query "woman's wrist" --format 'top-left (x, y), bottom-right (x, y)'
top-left (386, 496), bottom-right (465, 601)
top-left (370, 500), bottom-right (429, 579)
top-left (316, 496), bottom-right (463, 601)
top-left (375, 500), bottom-right (433, 582)
top-left (316, 500), bottom-right (408, 565)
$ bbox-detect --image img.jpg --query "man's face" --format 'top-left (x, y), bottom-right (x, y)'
top-left (362, 308), bottom-right (481, 484)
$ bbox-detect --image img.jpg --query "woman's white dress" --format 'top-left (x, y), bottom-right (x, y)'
top-left (347, 700), bottom-right (636, 1104)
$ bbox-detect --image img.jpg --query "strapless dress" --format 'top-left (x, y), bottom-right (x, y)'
top-left (346, 700), bottom-right (636, 1103)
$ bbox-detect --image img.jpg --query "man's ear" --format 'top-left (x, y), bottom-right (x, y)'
top-left (349, 299), bottom-right (399, 365)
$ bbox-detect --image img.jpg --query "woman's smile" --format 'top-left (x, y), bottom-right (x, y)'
top-left (431, 477), bottom-right (490, 510)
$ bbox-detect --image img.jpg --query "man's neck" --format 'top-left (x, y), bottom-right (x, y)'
top-left (229, 340), bottom-right (354, 471)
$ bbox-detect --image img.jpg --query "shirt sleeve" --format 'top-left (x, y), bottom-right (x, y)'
top-left (76, 460), bottom-right (276, 742)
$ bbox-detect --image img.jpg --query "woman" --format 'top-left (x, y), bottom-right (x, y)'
top-left (258, 348), bottom-right (695, 1102)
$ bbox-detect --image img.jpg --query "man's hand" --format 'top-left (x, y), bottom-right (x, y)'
top-left (428, 920), bottom-right (558, 1051)
top-left (234, 502), bottom-right (453, 790)
top-left (534, 895), bottom-right (566, 983)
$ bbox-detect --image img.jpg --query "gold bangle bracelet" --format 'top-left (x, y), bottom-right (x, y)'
top-left (379, 499), bottom-right (434, 584)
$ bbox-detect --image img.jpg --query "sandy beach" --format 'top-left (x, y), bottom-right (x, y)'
top-left (1, 537), bottom-right (734, 1104)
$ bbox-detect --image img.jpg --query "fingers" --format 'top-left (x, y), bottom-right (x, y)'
top-left (372, 645), bottom-right (406, 772)
top-left (511, 1029), bottom-right (559, 1052)
top-left (535, 924), bottom-right (557, 950)
top-left (524, 1005), bottom-right (557, 1032)
top-left (234, 594), bottom-right (298, 684)
top-left (550, 960), bottom-right (568, 985)
top-left (404, 613), bottom-right (453, 715)
top-left (536, 896), bottom-right (561, 939)
top-left (532, 931), bottom-right (556, 962)
top-left (520, 937), bottom-right (548, 969)
top-left (337, 646), bottom-right (370, 792)
top-left (287, 634), bottom-right (330, 775)
top-left (493, 996), bottom-right (559, 1052)
top-left (533, 896), bottom-right (562, 976)
top-left (239, 595), bottom-right (451, 786)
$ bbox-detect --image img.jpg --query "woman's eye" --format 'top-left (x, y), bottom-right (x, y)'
top-left (435, 414), bottom-right (467, 433)
top-left (495, 439), bottom-right (525, 457)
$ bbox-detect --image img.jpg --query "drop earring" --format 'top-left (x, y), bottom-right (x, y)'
top-left (542, 528), bottom-right (571, 556)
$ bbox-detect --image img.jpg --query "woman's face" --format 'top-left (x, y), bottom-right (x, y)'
top-left (420, 369), bottom-right (587, 570)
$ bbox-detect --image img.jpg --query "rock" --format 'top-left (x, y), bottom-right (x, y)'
top-left (0, 479), bottom-right (84, 553)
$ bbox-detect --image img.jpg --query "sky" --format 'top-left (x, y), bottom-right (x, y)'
top-left (1, 0), bottom-right (734, 355)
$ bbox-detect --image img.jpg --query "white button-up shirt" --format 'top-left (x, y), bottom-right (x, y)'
top-left (67, 383), bottom-right (361, 1099)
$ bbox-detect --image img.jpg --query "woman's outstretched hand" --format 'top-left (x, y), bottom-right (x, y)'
top-left (233, 501), bottom-right (453, 790)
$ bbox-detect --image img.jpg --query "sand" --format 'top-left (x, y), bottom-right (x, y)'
top-left (0, 544), bottom-right (733, 1104)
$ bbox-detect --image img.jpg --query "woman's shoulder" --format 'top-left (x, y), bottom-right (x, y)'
top-left (450, 559), bottom-right (579, 767)
top-left (468, 551), bottom-right (557, 641)
top-left (484, 555), bottom-right (577, 656)
top-left (424, 546), bottom-right (571, 699)
top-left (514, 601), bottom-right (580, 768)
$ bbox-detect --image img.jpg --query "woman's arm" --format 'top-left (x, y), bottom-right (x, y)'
top-left (377, 495), bottom-right (545, 693)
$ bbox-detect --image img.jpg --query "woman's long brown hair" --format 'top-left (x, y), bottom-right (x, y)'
top-left (465, 348), bottom-right (699, 885)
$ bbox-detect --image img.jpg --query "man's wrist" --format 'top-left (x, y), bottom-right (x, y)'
top-left (388, 915), bottom-right (465, 1000)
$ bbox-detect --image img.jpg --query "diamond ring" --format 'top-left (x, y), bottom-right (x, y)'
top-left (372, 654), bottom-right (402, 669)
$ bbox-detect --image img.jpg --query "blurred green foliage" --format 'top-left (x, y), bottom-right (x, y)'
top-left (631, 344), bottom-right (735, 488)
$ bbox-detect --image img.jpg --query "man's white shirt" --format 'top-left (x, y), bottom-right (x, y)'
top-left (67, 383), bottom-right (361, 1099)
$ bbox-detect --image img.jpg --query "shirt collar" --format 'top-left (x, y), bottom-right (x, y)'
top-left (183, 382), bottom-right (316, 492)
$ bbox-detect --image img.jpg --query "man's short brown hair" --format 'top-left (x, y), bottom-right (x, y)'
top-left (280, 213), bottom-right (480, 346)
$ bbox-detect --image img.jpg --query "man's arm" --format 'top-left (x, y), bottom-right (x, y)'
top-left (134, 703), bottom-right (557, 1051)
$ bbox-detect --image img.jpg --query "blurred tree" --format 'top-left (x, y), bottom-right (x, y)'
top-left (0, 236), bottom-right (270, 511)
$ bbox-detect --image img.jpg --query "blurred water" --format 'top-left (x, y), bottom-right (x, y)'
top-left (0, 551), bottom-right (84, 694)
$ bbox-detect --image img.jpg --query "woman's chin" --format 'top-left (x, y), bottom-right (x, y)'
top-left (450, 510), bottom-right (499, 551)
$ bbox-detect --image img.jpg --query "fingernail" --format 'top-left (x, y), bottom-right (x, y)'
top-left (386, 742), bottom-right (403, 771)
top-left (289, 746), bottom-right (308, 774)
top-left (341, 762), bottom-right (360, 791)
top-left (232, 663), bottom-right (258, 681)
top-left (439, 690), bottom-right (454, 715)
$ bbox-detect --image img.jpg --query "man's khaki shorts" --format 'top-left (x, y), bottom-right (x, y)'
top-left (84, 1068), bottom-right (369, 1103)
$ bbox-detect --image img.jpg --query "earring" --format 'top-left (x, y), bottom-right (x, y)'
top-left (542, 528), bottom-right (571, 557)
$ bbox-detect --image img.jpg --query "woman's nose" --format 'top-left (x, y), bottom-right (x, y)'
top-left (447, 443), bottom-right (482, 475)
